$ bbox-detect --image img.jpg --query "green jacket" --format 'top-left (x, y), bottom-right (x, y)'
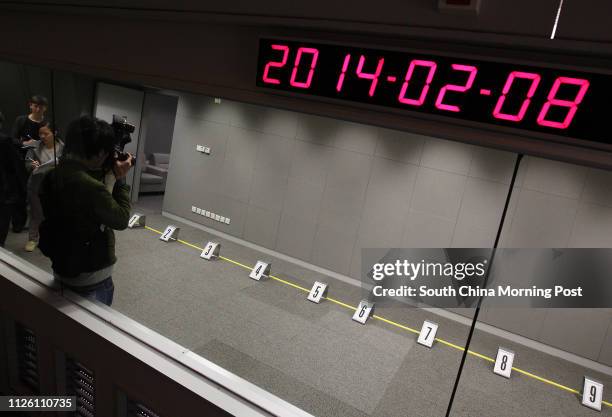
top-left (39, 158), bottom-right (131, 278)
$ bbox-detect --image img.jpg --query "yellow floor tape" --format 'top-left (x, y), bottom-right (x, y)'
top-left (143, 225), bottom-right (612, 408)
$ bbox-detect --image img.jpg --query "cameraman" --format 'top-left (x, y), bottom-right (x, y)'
top-left (39, 116), bottom-right (133, 306)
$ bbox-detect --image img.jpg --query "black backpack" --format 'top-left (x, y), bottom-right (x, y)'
top-left (38, 171), bottom-right (109, 278)
top-left (39, 215), bottom-right (109, 278)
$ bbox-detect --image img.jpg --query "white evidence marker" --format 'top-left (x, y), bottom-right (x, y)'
top-left (200, 241), bottom-right (221, 260)
top-left (128, 213), bottom-right (146, 228)
top-left (417, 320), bottom-right (439, 348)
top-left (493, 347), bottom-right (515, 378)
top-left (250, 261), bottom-right (271, 281)
top-left (352, 300), bottom-right (375, 324)
top-left (582, 377), bottom-right (604, 411)
top-left (307, 281), bottom-right (328, 303)
top-left (160, 225), bottom-right (179, 242)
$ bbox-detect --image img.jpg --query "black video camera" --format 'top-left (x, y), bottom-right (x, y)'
top-left (110, 114), bottom-right (136, 166)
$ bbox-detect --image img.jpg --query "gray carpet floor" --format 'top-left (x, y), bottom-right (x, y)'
top-left (3, 194), bottom-right (610, 416)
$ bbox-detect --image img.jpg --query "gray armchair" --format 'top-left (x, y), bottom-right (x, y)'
top-left (139, 153), bottom-right (170, 193)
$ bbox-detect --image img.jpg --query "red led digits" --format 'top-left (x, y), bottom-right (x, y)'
top-left (537, 77), bottom-right (590, 129)
top-left (398, 60), bottom-right (437, 106)
top-left (289, 47), bottom-right (319, 88)
top-left (435, 64), bottom-right (478, 112)
top-left (262, 44), bottom-right (289, 85)
top-left (356, 55), bottom-right (385, 97)
top-left (259, 40), bottom-right (600, 138)
top-left (336, 54), bottom-right (351, 92)
top-left (493, 71), bottom-right (541, 122)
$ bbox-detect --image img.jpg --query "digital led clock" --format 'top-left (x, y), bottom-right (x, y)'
top-left (256, 38), bottom-right (612, 145)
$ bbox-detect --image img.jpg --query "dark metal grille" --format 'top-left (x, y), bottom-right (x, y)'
top-left (67, 359), bottom-right (95, 417)
top-left (16, 323), bottom-right (39, 393)
top-left (128, 400), bottom-right (161, 417)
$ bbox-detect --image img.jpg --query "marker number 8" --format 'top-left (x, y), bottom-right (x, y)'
top-left (500, 355), bottom-right (508, 371)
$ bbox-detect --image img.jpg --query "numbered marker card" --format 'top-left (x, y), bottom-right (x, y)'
top-left (160, 225), bottom-right (179, 242)
top-left (200, 242), bottom-right (220, 260)
top-left (493, 347), bottom-right (515, 379)
top-left (128, 213), bottom-right (145, 228)
top-left (307, 282), bottom-right (328, 303)
top-left (249, 261), bottom-right (270, 281)
top-left (582, 377), bottom-right (603, 411)
top-left (417, 320), bottom-right (439, 348)
top-left (352, 300), bottom-right (374, 324)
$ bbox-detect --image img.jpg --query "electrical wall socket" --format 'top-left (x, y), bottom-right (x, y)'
top-left (192, 205), bottom-right (230, 225)
top-left (196, 144), bottom-right (211, 155)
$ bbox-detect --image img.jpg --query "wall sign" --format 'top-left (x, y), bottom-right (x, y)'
top-left (257, 38), bottom-right (612, 147)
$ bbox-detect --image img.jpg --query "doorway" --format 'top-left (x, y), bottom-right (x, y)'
top-left (134, 92), bottom-right (179, 213)
top-left (94, 82), bottom-right (178, 213)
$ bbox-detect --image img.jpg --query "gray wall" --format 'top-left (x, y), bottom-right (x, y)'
top-left (53, 71), bottom-right (95, 137)
top-left (164, 93), bottom-right (612, 366)
top-left (0, 62), bottom-right (50, 135)
top-left (0, 60), bottom-right (94, 138)
top-left (490, 157), bottom-right (612, 365)
top-left (142, 93), bottom-right (178, 156)
top-left (164, 93), bottom-right (513, 277)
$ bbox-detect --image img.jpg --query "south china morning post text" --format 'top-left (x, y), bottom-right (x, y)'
top-left (369, 259), bottom-right (583, 299)
top-left (360, 249), bottom-right (606, 308)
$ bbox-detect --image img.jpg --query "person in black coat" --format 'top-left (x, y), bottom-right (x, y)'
top-left (0, 111), bottom-right (28, 247)
top-left (10, 95), bottom-right (49, 232)
top-left (11, 95), bottom-right (48, 146)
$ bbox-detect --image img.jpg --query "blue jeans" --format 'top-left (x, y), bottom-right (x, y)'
top-left (71, 277), bottom-right (115, 306)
